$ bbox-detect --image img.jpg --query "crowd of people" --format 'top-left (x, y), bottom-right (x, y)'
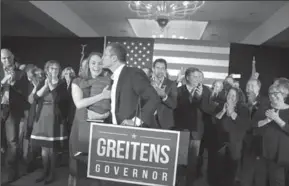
top-left (1, 42), bottom-right (289, 186)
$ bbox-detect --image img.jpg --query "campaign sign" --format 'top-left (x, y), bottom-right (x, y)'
top-left (87, 123), bottom-right (180, 186)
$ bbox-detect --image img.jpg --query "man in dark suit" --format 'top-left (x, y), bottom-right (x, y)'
top-left (174, 67), bottom-right (215, 186)
top-left (240, 78), bottom-right (269, 186)
top-left (101, 42), bottom-right (160, 127)
top-left (151, 58), bottom-right (177, 129)
top-left (1, 49), bottom-right (30, 183)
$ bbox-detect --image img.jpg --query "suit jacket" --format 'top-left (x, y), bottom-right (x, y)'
top-left (115, 66), bottom-right (160, 127)
top-left (243, 95), bottom-right (270, 158)
top-left (0, 68), bottom-right (30, 118)
top-left (154, 77), bottom-right (177, 129)
top-left (251, 103), bottom-right (289, 166)
top-left (174, 84), bottom-right (214, 139)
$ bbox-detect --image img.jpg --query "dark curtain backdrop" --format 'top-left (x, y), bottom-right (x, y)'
top-left (1, 37), bottom-right (105, 74)
top-left (229, 43), bottom-right (289, 96)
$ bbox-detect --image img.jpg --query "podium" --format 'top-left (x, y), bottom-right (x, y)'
top-left (78, 121), bottom-right (190, 164)
top-left (76, 121), bottom-right (190, 186)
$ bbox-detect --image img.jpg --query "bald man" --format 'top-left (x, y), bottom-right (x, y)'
top-left (1, 48), bottom-right (30, 183)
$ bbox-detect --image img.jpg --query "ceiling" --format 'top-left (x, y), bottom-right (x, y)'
top-left (1, 0), bottom-right (76, 37)
top-left (63, 1), bottom-right (286, 42)
top-left (264, 27), bottom-right (289, 48)
top-left (1, 1), bottom-right (289, 47)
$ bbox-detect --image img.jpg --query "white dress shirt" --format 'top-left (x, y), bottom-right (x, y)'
top-left (111, 64), bottom-right (125, 124)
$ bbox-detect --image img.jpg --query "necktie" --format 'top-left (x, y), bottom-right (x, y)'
top-left (189, 88), bottom-right (195, 102)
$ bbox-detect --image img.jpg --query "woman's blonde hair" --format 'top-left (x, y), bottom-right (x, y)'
top-left (44, 60), bottom-right (61, 77)
top-left (61, 67), bottom-right (76, 79)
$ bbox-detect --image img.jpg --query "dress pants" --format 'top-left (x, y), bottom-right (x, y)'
top-left (216, 141), bottom-right (242, 186)
top-left (185, 132), bottom-right (201, 186)
top-left (240, 156), bottom-right (267, 186)
top-left (1, 104), bottom-right (20, 178)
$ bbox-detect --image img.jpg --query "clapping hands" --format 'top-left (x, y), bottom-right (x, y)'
top-left (45, 73), bottom-right (52, 87)
top-left (154, 86), bottom-right (167, 99)
top-left (195, 84), bottom-right (203, 97)
top-left (226, 103), bottom-right (235, 116)
top-left (265, 109), bottom-right (279, 121)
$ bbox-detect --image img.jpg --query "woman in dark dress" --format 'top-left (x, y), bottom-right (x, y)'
top-left (215, 87), bottom-right (251, 186)
top-left (30, 60), bottom-right (68, 184)
top-left (68, 53), bottom-right (111, 186)
top-left (255, 82), bottom-right (289, 186)
top-left (61, 67), bottom-right (76, 136)
top-left (22, 66), bottom-right (45, 173)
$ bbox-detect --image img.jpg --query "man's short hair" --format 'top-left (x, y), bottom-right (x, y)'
top-left (107, 43), bottom-right (127, 62)
top-left (185, 67), bottom-right (202, 79)
top-left (248, 78), bottom-right (262, 89)
top-left (153, 58), bottom-right (167, 69)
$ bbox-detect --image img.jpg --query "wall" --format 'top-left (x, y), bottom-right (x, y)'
top-left (229, 43), bottom-right (289, 95)
top-left (1, 37), bottom-right (105, 73)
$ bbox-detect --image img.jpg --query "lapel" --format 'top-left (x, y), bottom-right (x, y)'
top-left (115, 66), bottom-right (128, 114)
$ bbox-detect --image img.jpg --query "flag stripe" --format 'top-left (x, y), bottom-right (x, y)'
top-left (154, 50), bottom-right (229, 61)
top-left (154, 43), bottom-right (230, 54)
top-left (153, 56), bottom-right (229, 67)
top-left (154, 38), bottom-right (230, 48)
top-left (167, 69), bottom-right (227, 80)
top-left (167, 63), bottom-right (228, 74)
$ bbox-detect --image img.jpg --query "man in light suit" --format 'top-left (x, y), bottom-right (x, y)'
top-left (151, 58), bottom-right (177, 129)
top-left (101, 42), bottom-right (160, 127)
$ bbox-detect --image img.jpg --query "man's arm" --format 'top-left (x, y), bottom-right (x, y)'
top-left (10, 70), bottom-right (30, 102)
top-left (162, 81), bottom-right (178, 109)
top-left (132, 69), bottom-right (161, 127)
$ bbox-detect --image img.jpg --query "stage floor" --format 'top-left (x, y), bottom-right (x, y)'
top-left (1, 153), bottom-right (209, 186)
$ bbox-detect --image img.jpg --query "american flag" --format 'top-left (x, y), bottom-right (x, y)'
top-left (104, 37), bottom-right (230, 87)
top-left (153, 38), bottom-right (230, 87)
top-left (105, 36), bottom-right (154, 69)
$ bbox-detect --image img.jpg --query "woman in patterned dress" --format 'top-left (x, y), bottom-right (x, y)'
top-left (30, 60), bottom-right (68, 184)
top-left (68, 53), bottom-right (111, 186)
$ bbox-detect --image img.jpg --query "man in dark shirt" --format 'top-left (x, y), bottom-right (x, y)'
top-left (240, 78), bottom-right (269, 186)
top-left (151, 58), bottom-right (177, 129)
top-left (1, 49), bottom-right (30, 183)
top-left (174, 67), bottom-right (214, 186)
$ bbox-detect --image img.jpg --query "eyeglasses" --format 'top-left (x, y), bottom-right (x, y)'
top-left (269, 91), bottom-right (286, 96)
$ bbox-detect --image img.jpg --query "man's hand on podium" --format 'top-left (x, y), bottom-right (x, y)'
top-left (121, 118), bottom-right (143, 127)
top-left (121, 119), bottom-right (135, 126)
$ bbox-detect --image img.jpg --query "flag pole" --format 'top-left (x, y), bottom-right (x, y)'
top-left (103, 36), bottom-right (107, 52)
